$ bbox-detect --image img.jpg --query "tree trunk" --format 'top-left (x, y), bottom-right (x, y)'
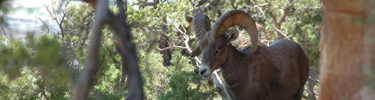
top-left (320, 0), bottom-right (375, 99)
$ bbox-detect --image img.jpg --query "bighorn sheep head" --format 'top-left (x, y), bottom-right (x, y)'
top-left (191, 10), bottom-right (259, 79)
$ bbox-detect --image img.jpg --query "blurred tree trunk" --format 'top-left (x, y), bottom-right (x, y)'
top-left (319, 0), bottom-right (375, 99)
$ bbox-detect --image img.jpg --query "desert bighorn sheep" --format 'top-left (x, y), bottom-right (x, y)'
top-left (191, 10), bottom-right (309, 100)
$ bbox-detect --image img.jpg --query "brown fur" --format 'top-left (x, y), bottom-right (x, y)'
top-left (200, 36), bottom-right (309, 99)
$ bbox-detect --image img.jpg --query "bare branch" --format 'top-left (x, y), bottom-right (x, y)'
top-left (197, 0), bottom-right (209, 6)
top-left (208, 5), bottom-right (222, 17)
top-left (231, 0), bottom-right (237, 9)
top-left (267, 2), bottom-right (294, 39)
top-left (269, 12), bottom-right (278, 28)
top-left (277, 3), bottom-right (294, 28)
top-left (273, 26), bottom-right (290, 40)
top-left (212, 70), bottom-right (235, 99)
top-left (157, 46), bottom-right (188, 51)
top-left (256, 22), bottom-right (271, 40)
top-left (36, 16), bottom-right (50, 33)
top-left (45, 3), bottom-right (67, 37)
top-left (201, 0), bottom-right (220, 13)
top-left (192, 0), bottom-right (221, 14)
top-left (39, 84), bottom-right (49, 100)
top-left (253, 3), bottom-right (269, 16)
top-left (0, 25), bottom-right (9, 38)
top-left (185, 12), bottom-right (193, 23)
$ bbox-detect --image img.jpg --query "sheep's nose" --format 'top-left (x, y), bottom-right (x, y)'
top-left (199, 69), bottom-right (207, 75)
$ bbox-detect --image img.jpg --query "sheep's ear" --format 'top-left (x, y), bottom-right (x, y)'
top-left (191, 47), bottom-right (202, 57)
top-left (227, 31), bottom-right (239, 42)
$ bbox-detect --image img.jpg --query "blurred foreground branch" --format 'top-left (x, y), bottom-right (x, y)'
top-left (72, 0), bottom-right (108, 99)
top-left (109, 0), bottom-right (144, 99)
top-left (73, 0), bottom-right (144, 99)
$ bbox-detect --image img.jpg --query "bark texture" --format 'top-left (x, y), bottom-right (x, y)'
top-left (320, 0), bottom-right (375, 99)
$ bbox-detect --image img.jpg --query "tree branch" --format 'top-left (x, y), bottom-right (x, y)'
top-left (36, 16), bottom-right (50, 34)
top-left (269, 12), bottom-right (278, 28)
top-left (40, 83), bottom-right (49, 100)
top-left (273, 26), bottom-right (290, 40)
top-left (0, 25), bottom-right (9, 38)
top-left (267, 2), bottom-right (294, 39)
top-left (201, 0), bottom-right (220, 13)
top-left (72, 0), bottom-right (108, 99)
top-left (108, 0), bottom-right (144, 99)
top-left (231, 0), bottom-right (237, 9)
top-left (140, 0), bottom-right (159, 8)
top-left (207, 5), bottom-right (222, 17)
top-left (253, 3), bottom-right (268, 16)
top-left (256, 22), bottom-right (271, 40)
top-left (157, 46), bottom-right (188, 51)
top-left (277, 3), bottom-right (294, 28)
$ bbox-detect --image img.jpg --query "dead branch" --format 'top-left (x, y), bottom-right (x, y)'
top-left (277, 3), bottom-right (294, 28)
top-left (253, 3), bottom-right (269, 16)
top-left (0, 25), bottom-right (9, 38)
top-left (157, 46), bottom-right (188, 51)
top-left (191, 0), bottom-right (221, 14)
top-left (273, 26), bottom-right (290, 40)
top-left (36, 16), bottom-right (50, 33)
top-left (208, 5), bottom-right (222, 17)
top-left (200, 0), bottom-right (220, 13)
top-left (185, 12), bottom-right (193, 23)
top-left (255, 22), bottom-right (270, 40)
top-left (267, 2), bottom-right (294, 39)
top-left (39, 83), bottom-right (49, 100)
top-left (45, 3), bottom-right (68, 37)
top-left (231, 0), bottom-right (238, 9)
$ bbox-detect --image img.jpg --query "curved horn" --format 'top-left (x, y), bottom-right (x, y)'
top-left (211, 10), bottom-right (259, 53)
top-left (192, 12), bottom-right (211, 40)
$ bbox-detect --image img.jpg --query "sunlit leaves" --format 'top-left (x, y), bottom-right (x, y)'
top-left (0, 34), bottom-right (70, 99)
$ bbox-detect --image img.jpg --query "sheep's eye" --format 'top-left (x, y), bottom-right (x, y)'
top-left (217, 45), bottom-right (223, 50)
top-left (215, 45), bottom-right (223, 54)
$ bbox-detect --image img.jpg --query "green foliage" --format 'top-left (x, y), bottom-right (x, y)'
top-left (138, 50), bottom-right (169, 98)
top-left (127, 0), bottom-right (192, 51)
top-left (159, 51), bottom-right (216, 100)
top-left (137, 49), bottom-right (217, 99)
top-left (0, 34), bottom-right (70, 99)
